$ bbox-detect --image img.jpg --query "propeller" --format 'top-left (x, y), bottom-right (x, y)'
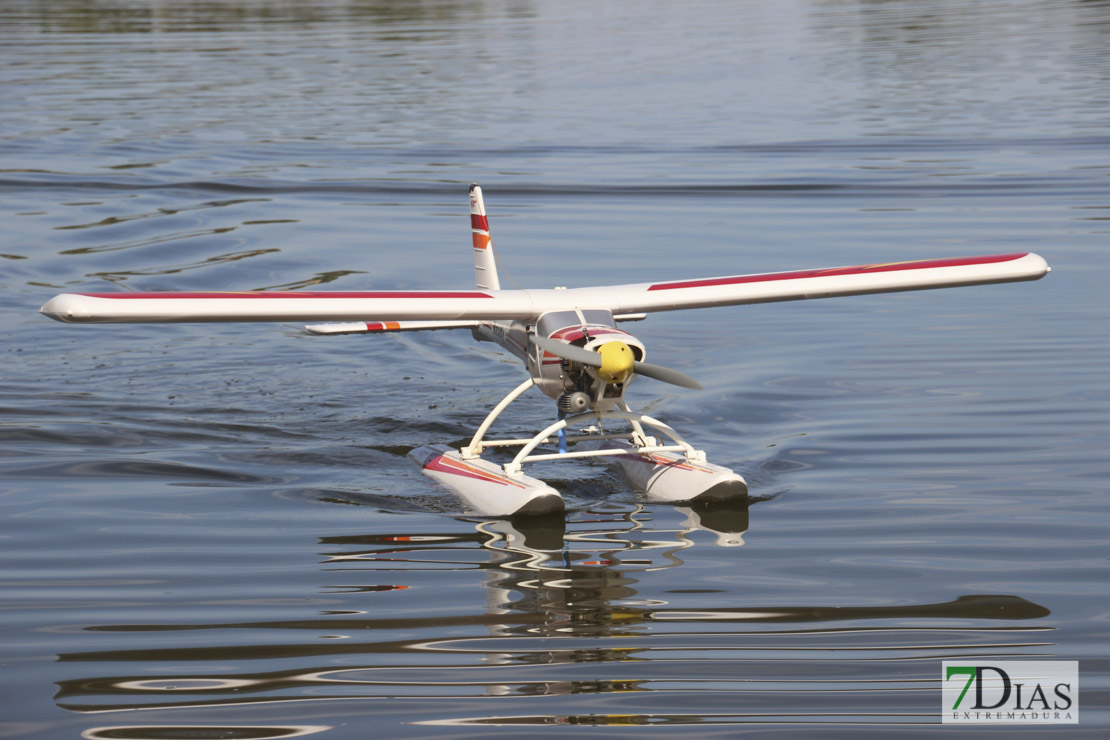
top-left (534, 335), bottom-right (703, 390)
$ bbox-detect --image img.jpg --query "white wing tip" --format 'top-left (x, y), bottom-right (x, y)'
top-left (41, 293), bottom-right (91, 323)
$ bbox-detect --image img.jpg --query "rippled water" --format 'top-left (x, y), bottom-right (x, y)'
top-left (3, 1), bottom-right (1109, 736)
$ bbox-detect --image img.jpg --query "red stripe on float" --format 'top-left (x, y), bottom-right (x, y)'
top-left (647, 253), bottom-right (1029, 292)
top-left (424, 455), bottom-right (524, 488)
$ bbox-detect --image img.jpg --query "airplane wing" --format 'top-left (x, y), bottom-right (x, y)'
top-left (40, 289), bottom-right (531, 324)
top-left (41, 252), bottom-right (1048, 324)
top-left (599, 251), bottom-right (1050, 315)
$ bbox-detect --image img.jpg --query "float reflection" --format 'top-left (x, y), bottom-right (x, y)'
top-left (56, 499), bottom-right (1051, 726)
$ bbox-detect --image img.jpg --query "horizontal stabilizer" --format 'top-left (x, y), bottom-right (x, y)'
top-left (305, 320), bottom-right (481, 335)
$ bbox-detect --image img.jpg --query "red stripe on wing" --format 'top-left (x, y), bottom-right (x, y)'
top-left (76, 291), bottom-right (494, 300)
top-left (647, 253), bottom-right (1029, 292)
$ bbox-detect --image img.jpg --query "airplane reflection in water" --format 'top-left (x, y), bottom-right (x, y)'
top-left (57, 499), bottom-right (1052, 731)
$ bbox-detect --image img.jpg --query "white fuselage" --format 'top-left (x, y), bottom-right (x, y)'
top-left (473, 309), bottom-right (645, 410)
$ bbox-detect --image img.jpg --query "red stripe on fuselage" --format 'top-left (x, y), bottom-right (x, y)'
top-left (542, 326), bottom-right (634, 360)
top-left (647, 253), bottom-right (1029, 292)
top-left (76, 291), bottom-right (494, 300)
top-left (471, 214), bottom-right (489, 231)
top-left (548, 326), bottom-right (632, 343)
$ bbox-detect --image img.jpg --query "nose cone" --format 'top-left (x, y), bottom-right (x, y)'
top-left (596, 341), bottom-right (634, 384)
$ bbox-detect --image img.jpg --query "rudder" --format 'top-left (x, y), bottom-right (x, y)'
top-left (469, 184), bottom-right (500, 290)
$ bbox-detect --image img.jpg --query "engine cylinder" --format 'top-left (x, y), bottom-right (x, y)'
top-left (557, 391), bottom-right (590, 414)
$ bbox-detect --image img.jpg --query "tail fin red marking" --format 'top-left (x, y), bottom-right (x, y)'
top-left (469, 184), bottom-right (500, 290)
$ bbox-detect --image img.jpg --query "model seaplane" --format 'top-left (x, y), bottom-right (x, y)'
top-left (41, 185), bottom-right (1050, 517)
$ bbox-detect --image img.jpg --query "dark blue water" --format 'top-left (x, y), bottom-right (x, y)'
top-left (3, 1), bottom-right (1109, 736)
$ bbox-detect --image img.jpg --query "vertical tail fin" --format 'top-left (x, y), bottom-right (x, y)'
top-left (469, 184), bottom-right (500, 290)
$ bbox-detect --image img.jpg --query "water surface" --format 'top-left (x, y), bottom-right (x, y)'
top-left (2, 1), bottom-right (1109, 736)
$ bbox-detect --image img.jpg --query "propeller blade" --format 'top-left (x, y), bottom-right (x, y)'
top-left (533, 334), bottom-right (602, 367)
top-left (534, 335), bottom-right (702, 390)
top-left (633, 361), bottom-right (703, 390)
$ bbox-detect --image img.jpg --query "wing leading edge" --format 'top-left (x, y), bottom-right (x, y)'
top-left (41, 252), bottom-right (1048, 324)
